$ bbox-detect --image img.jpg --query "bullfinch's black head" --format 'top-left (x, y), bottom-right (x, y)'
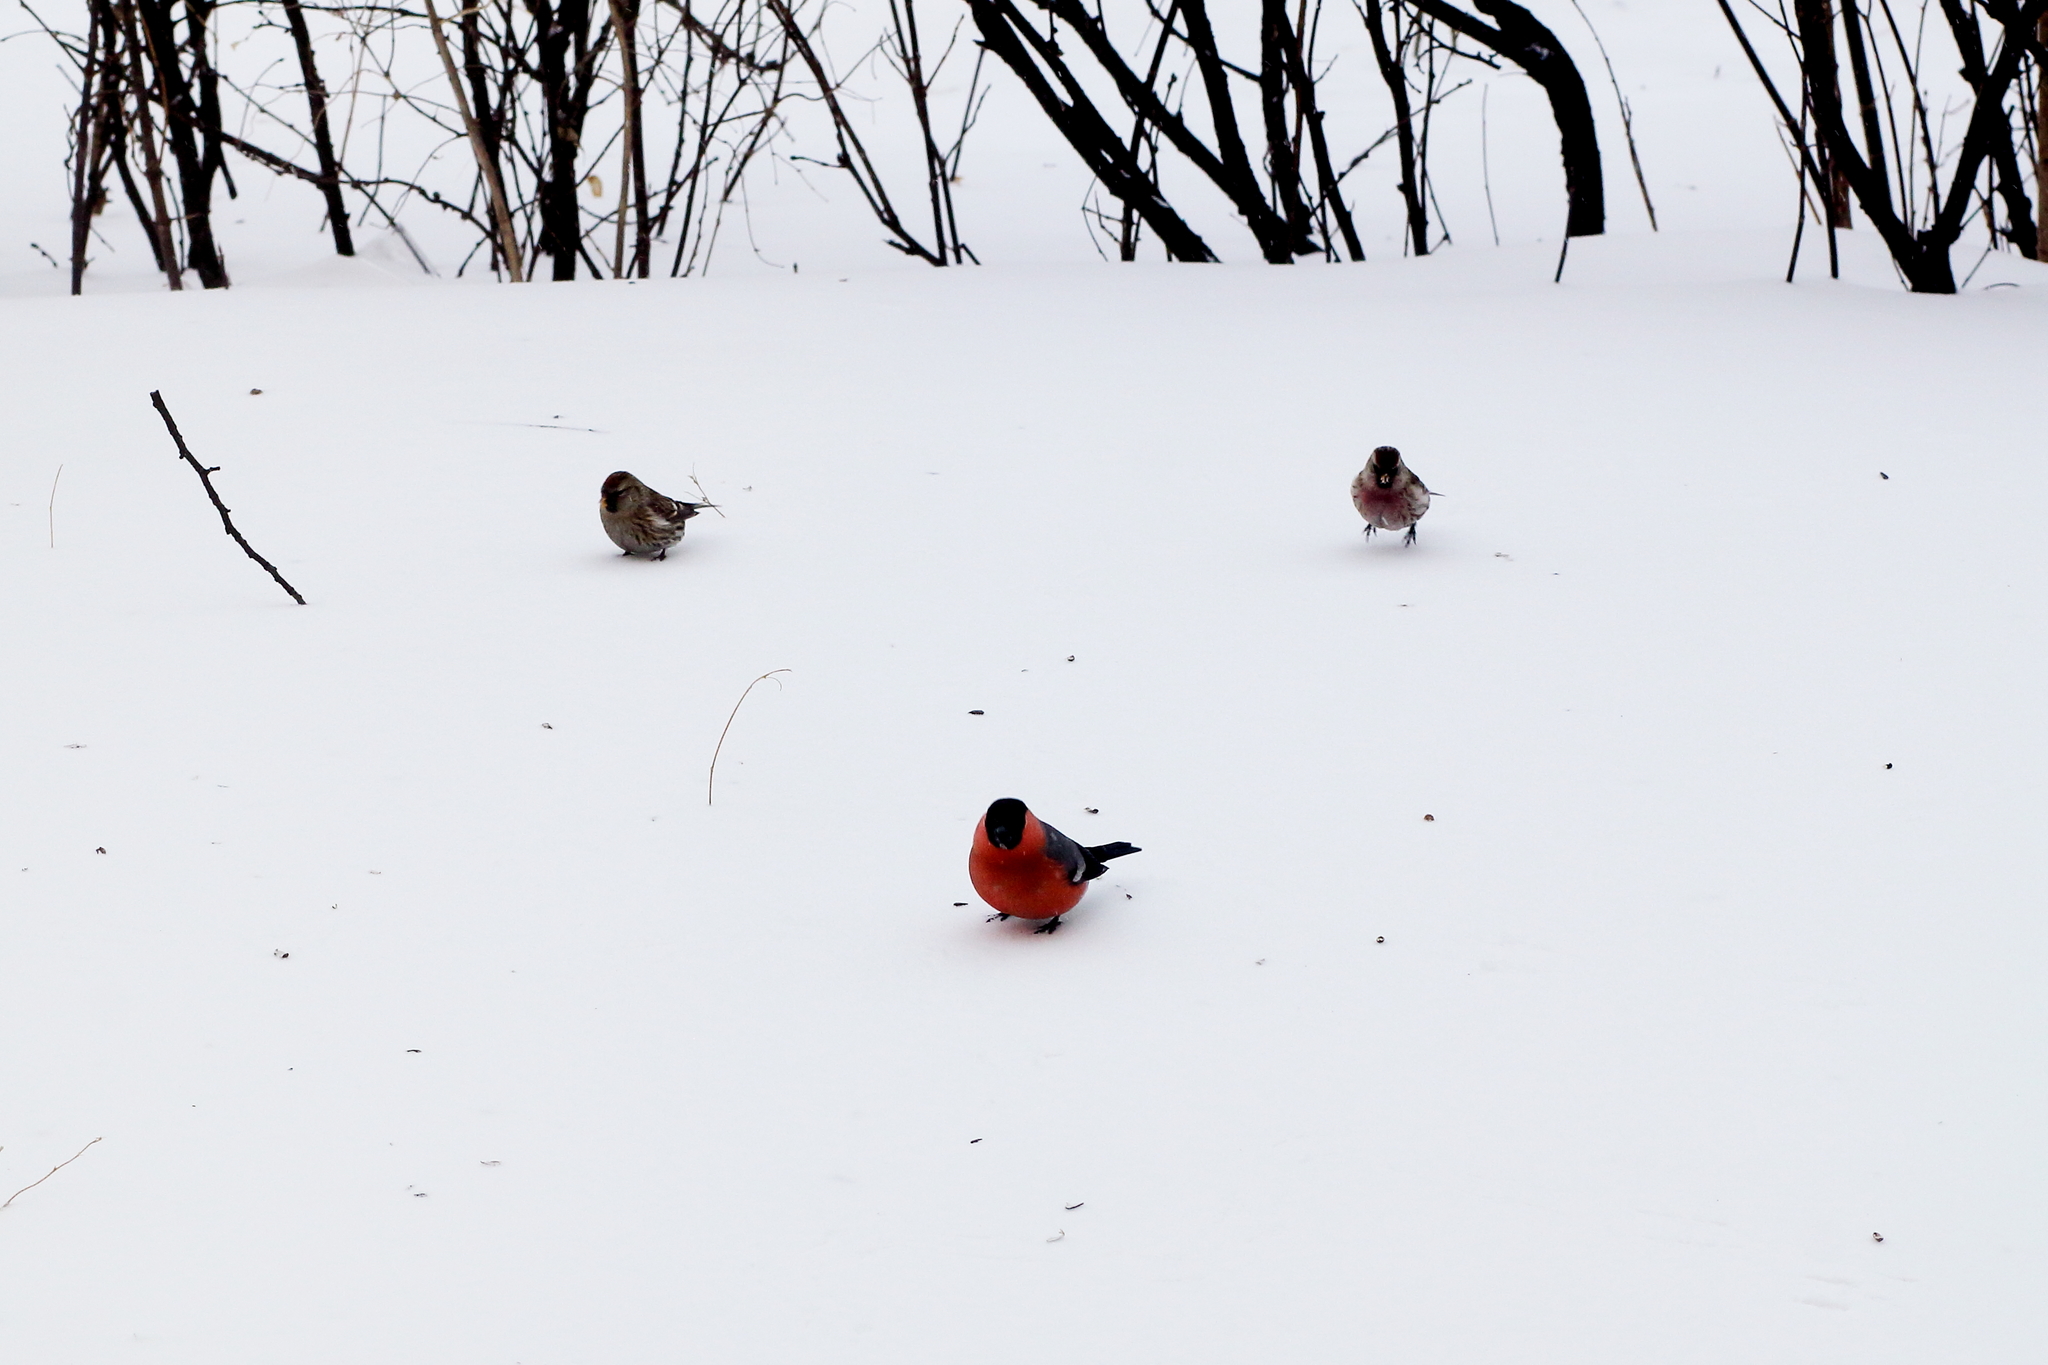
top-left (984, 798), bottom-right (1029, 850)
top-left (601, 471), bottom-right (641, 513)
top-left (1368, 446), bottom-right (1403, 488)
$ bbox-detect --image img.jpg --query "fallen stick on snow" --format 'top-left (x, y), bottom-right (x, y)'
top-left (708, 669), bottom-right (790, 806)
top-left (2, 1137), bottom-right (102, 1210)
top-left (149, 391), bottom-right (307, 605)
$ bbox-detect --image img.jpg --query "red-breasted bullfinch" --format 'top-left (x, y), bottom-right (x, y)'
top-left (1351, 445), bottom-right (1433, 545)
top-left (969, 798), bottom-right (1140, 934)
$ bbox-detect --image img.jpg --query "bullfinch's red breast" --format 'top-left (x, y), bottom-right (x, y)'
top-left (969, 798), bottom-right (1140, 933)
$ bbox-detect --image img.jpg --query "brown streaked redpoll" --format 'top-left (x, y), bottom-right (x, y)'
top-left (1351, 446), bottom-right (1433, 546)
top-left (599, 471), bottom-right (708, 560)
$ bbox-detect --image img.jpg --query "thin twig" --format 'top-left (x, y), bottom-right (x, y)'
top-left (148, 391), bottom-right (307, 606)
top-left (707, 669), bottom-right (789, 805)
top-left (2, 1137), bottom-right (101, 1210)
top-left (422, 0), bottom-right (523, 282)
top-left (1568, 0), bottom-right (1655, 230)
top-left (48, 464), bottom-right (63, 549)
top-left (1481, 83), bottom-right (1498, 246)
top-left (689, 472), bottom-right (726, 517)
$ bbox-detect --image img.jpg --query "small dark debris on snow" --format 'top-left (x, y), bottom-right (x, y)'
top-left (953, 901), bottom-right (968, 907)
top-left (273, 949), bottom-right (289, 959)
top-left (541, 723), bottom-right (553, 729)
top-left (1423, 814), bottom-right (1434, 822)
top-left (1376, 936), bottom-right (1386, 944)
top-left (968, 710), bottom-right (984, 715)
top-left (1885, 763), bottom-right (1893, 769)
top-left (970, 1138), bottom-right (983, 1144)
top-left (1880, 472), bottom-right (1889, 479)
top-left (1084, 807), bottom-right (1099, 814)
top-left (249, 388), bottom-right (263, 395)
top-left (481, 1160), bottom-right (502, 1166)
top-left (95, 847), bottom-right (106, 854)
top-left (1065, 1203), bottom-right (1084, 1210)
top-left (1067, 655), bottom-right (1075, 662)
top-left (1872, 1232), bottom-right (1884, 1243)
top-left (406, 1049), bottom-right (421, 1053)
top-left (63, 744), bottom-right (84, 750)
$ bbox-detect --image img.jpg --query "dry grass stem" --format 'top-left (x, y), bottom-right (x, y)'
top-left (708, 669), bottom-right (790, 805)
top-left (3, 1137), bottom-right (102, 1210)
top-left (689, 473), bottom-right (726, 517)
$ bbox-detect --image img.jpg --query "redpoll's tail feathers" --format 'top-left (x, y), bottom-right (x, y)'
top-left (1081, 842), bottom-right (1141, 880)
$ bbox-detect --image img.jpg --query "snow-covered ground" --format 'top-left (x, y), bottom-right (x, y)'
top-left (3, 3), bottom-right (2047, 1361)
top-left (4, 229), bottom-right (2046, 1362)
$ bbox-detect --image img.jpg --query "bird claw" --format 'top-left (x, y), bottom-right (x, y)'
top-left (1032, 917), bottom-right (1063, 934)
top-left (1403, 526), bottom-right (1417, 546)
top-left (1362, 525), bottom-right (1376, 538)
top-left (985, 912), bottom-right (1010, 923)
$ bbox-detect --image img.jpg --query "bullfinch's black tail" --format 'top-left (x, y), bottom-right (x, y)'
top-left (1080, 842), bottom-right (1141, 880)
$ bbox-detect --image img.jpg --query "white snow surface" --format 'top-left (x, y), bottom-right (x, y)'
top-left (3, 229), bottom-right (2045, 1362)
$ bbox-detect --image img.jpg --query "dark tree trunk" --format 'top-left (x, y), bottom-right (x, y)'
top-left (1281, 0), bottom-right (1362, 260)
top-left (1747, 0), bottom-right (2048, 291)
top-left (458, 2), bottom-right (514, 278)
top-left (1259, 0), bottom-right (1315, 251)
top-left (611, 0), bottom-right (652, 276)
top-left (996, 0), bottom-right (1315, 258)
top-left (966, 0), bottom-right (1219, 261)
top-left (1409, 0), bottom-right (1605, 236)
top-left (1801, 4), bottom-right (1854, 227)
top-left (1839, 0), bottom-right (1890, 209)
top-left (1938, 0), bottom-right (2038, 258)
top-left (280, 0), bottom-right (354, 255)
top-left (70, 3), bottom-right (120, 293)
top-left (528, 0), bottom-right (603, 281)
top-left (115, 0), bottom-right (183, 288)
top-left (1178, 0), bottom-right (1291, 259)
top-left (137, 0), bottom-right (229, 286)
top-left (1365, 0), bottom-right (1428, 255)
